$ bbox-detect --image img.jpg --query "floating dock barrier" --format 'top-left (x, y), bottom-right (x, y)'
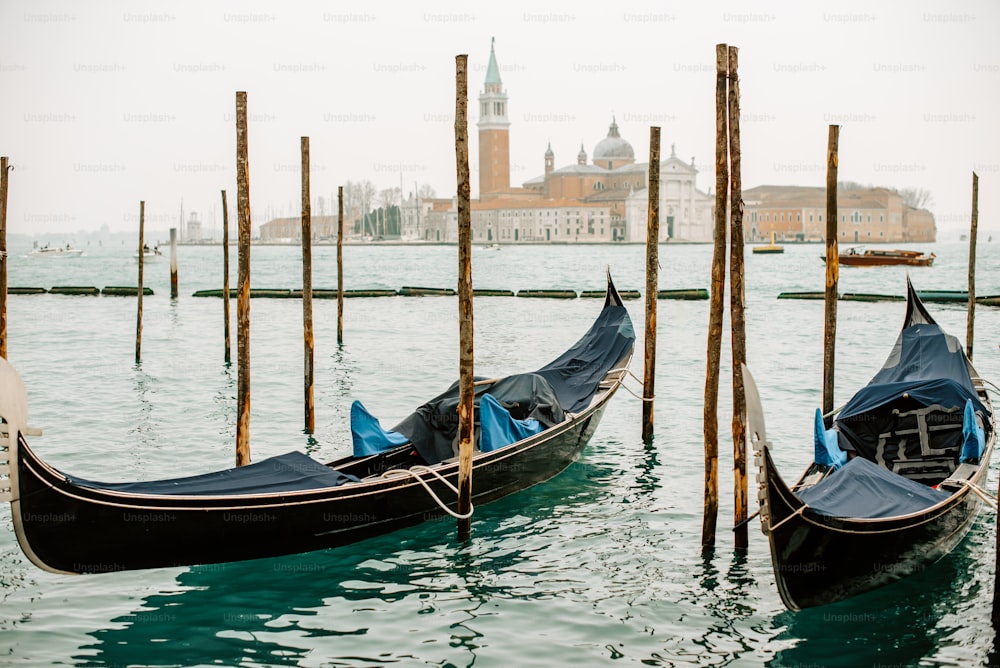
top-left (657, 288), bottom-right (709, 300)
top-left (49, 286), bottom-right (100, 296)
top-left (516, 289), bottom-right (577, 299)
top-left (473, 288), bottom-right (515, 297)
top-left (777, 291), bottom-right (826, 300)
top-left (581, 289), bottom-right (640, 299)
top-left (101, 286), bottom-right (154, 296)
top-left (397, 286), bottom-right (457, 296)
top-left (8, 287), bottom-right (47, 294)
top-left (841, 293), bottom-right (905, 302)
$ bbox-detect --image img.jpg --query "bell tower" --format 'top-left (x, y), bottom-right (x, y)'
top-left (477, 38), bottom-right (510, 196)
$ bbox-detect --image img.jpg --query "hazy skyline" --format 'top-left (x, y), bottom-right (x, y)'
top-left (1, 0), bottom-right (997, 239)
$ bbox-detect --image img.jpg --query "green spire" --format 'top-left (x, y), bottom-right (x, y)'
top-left (485, 37), bottom-right (502, 85)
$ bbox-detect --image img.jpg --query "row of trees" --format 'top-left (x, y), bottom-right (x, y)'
top-left (330, 181), bottom-right (438, 238)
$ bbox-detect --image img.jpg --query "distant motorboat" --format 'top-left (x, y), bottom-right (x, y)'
top-left (477, 243), bottom-right (501, 251)
top-left (832, 247), bottom-right (935, 267)
top-left (28, 243), bottom-right (84, 258)
top-left (134, 244), bottom-right (164, 261)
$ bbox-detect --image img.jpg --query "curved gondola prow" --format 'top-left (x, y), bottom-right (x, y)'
top-left (904, 275), bottom-right (936, 328)
top-left (0, 358), bottom-right (64, 574)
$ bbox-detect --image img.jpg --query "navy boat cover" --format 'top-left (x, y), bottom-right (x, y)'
top-left (390, 299), bottom-right (634, 464)
top-left (71, 451), bottom-right (360, 496)
top-left (797, 456), bottom-right (950, 519)
top-left (834, 289), bottom-right (990, 463)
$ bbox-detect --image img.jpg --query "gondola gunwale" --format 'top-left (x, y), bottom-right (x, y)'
top-left (6, 274), bottom-right (634, 574)
top-left (14, 393), bottom-right (609, 510)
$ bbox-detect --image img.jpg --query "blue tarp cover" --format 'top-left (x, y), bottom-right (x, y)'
top-left (72, 451), bottom-right (360, 496)
top-left (351, 400), bottom-right (410, 457)
top-left (479, 393), bottom-right (544, 452)
top-left (797, 456), bottom-right (950, 519)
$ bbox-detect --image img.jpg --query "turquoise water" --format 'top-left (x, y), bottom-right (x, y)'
top-left (1, 240), bottom-right (999, 666)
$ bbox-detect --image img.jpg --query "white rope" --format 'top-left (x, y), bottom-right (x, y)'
top-left (767, 505), bottom-right (807, 532)
top-left (959, 480), bottom-right (999, 511)
top-left (606, 367), bottom-right (654, 403)
top-left (381, 465), bottom-right (474, 520)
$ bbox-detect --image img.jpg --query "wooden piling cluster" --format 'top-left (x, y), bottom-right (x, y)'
top-left (702, 43), bottom-right (747, 550)
top-left (337, 185), bottom-right (344, 345)
top-left (169, 228), bottom-right (178, 299)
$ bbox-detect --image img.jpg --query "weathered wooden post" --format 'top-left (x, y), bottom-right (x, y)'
top-left (235, 91), bottom-right (251, 467)
top-left (136, 201), bottom-right (145, 364)
top-left (301, 136), bottom-right (315, 433)
top-left (642, 127), bottom-right (660, 443)
top-left (967, 172), bottom-right (978, 360)
top-left (0, 157), bottom-right (9, 360)
top-left (702, 43), bottom-right (729, 549)
top-left (454, 53), bottom-right (475, 540)
top-left (823, 125), bottom-right (840, 424)
top-left (727, 45), bottom-right (748, 551)
top-left (221, 189), bottom-right (231, 365)
top-left (337, 185), bottom-right (344, 345)
top-left (169, 227), bottom-right (178, 299)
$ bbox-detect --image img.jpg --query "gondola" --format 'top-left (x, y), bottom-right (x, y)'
top-left (0, 274), bottom-right (635, 574)
top-left (744, 279), bottom-right (995, 610)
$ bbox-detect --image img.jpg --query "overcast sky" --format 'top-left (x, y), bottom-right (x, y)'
top-left (1, 0), bottom-right (997, 239)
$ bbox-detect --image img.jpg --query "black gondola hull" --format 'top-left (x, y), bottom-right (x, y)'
top-left (14, 400), bottom-right (608, 574)
top-left (761, 445), bottom-right (988, 610)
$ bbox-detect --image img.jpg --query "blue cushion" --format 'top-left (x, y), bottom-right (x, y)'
top-left (351, 400), bottom-right (410, 457)
top-left (479, 393), bottom-right (544, 452)
top-left (960, 398), bottom-right (986, 464)
top-left (814, 408), bottom-right (847, 469)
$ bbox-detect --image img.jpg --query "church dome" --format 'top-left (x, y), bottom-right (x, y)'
top-left (593, 117), bottom-right (634, 162)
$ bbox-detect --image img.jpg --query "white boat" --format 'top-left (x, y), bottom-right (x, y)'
top-left (28, 243), bottom-right (84, 258)
top-left (134, 245), bottom-right (164, 261)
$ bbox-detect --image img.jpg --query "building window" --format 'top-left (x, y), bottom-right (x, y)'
top-left (819, 214), bottom-right (823, 222)
top-left (809, 213), bottom-right (813, 222)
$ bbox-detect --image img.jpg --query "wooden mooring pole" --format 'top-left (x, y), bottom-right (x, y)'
top-left (454, 54), bottom-right (475, 540)
top-left (0, 157), bottom-right (9, 360)
top-left (967, 172), bottom-right (978, 360)
top-left (823, 125), bottom-right (840, 425)
top-left (337, 185), bottom-right (344, 345)
top-left (136, 201), bottom-right (145, 364)
top-left (221, 189), bottom-right (231, 365)
top-left (642, 127), bottom-right (660, 443)
top-left (169, 227), bottom-right (178, 299)
top-left (727, 45), bottom-right (748, 551)
top-left (702, 43), bottom-right (729, 550)
top-left (235, 91), bottom-right (251, 467)
top-left (301, 136), bottom-right (315, 433)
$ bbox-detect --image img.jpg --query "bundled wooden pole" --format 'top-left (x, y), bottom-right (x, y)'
top-left (337, 185), bottom-right (344, 345)
top-left (702, 43), bottom-right (729, 549)
top-left (235, 91), bottom-right (251, 467)
top-left (136, 201), bottom-right (145, 364)
top-left (822, 125), bottom-right (840, 424)
top-left (0, 157), bottom-right (9, 360)
top-left (221, 189), bottom-right (231, 365)
top-left (169, 227), bottom-right (178, 299)
top-left (454, 54), bottom-right (475, 540)
top-left (727, 45), bottom-right (748, 551)
top-left (301, 136), bottom-right (315, 433)
top-left (642, 127), bottom-right (660, 443)
top-left (967, 172), bottom-right (979, 360)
